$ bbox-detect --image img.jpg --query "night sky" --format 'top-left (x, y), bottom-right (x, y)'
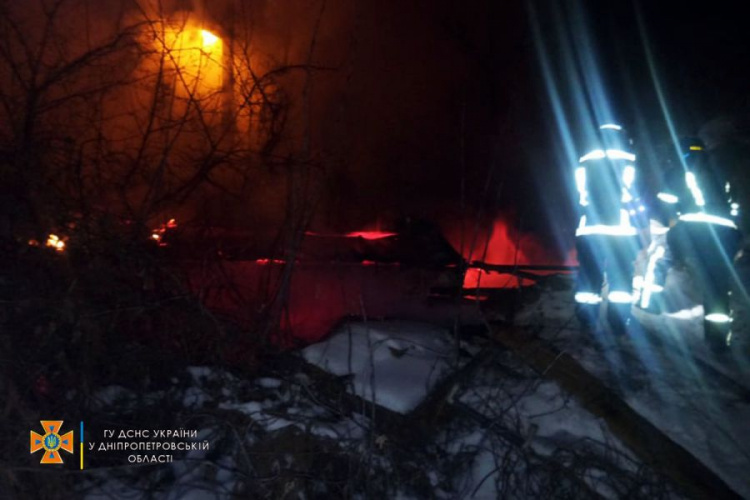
top-left (296, 0), bottom-right (750, 249)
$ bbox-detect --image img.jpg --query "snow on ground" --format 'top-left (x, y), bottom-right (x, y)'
top-left (78, 311), bottom-right (684, 499)
top-left (302, 319), bottom-right (674, 498)
top-left (301, 321), bottom-right (460, 413)
top-left (516, 273), bottom-right (750, 498)
top-left (79, 273), bottom-right (750, 498)
top-left (453, 372), bottom-right (647, 499)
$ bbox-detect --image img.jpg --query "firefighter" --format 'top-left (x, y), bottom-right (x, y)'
top-left (632, 146), bottom-right (683, 316)
top-left (650, 137), bottom-right (741, 352)
top-left (574, 123), bottom-right (641, 335)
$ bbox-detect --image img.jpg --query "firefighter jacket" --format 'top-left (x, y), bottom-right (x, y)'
top-left (575, 145), bottom-right (638, 237)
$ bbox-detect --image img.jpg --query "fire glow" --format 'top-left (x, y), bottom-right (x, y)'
top-left (463, 268), bottom-right (536, 289)
top-left (446, 216), bottom-right (574, 289)
top-left (305, 230), bottom-right (398, 240)
top-left (154, 20), bottom-right (223, 97)
top-left (46, 234), bottom-right (65, 252)
top-left (448, 217), bottom-right (573, 266)
top-left (151, 219), bottom-right (177, 246)
top-left (256, 258), bottom-right (286, 265)
top-left (345, 231), bottom-right (397, 240)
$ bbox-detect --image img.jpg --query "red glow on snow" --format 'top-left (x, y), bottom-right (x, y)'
top-left (304, 230), bottom-right (397, 240)
top-left (463, 268), bottom-right (536, 289)
top-left (256, 258), bottom-right (286, 265)
top-left (345, 231), bottom-right (397, 240)
top-left (463, 294), bottom-right (489, 302)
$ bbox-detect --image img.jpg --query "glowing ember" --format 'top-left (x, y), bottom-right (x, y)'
top-left (151, 218), bottom-right (177, 246)
top-left (46, 234), bottom-right (65, 252)
top-left (256, 258), bottom-right (286, 265)
top-left (463, 294), bottom-right (489, 301)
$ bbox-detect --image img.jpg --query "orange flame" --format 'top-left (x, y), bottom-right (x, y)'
top-left (155, 22), bottom-right (223, 98)
top-left (151, 219), bottom-right (177, 246)
top-left (46, 234), bottom-right (65, 252)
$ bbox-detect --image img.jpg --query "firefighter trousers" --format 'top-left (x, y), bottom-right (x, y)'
top-left (667, 221), bottom-right (741, 325)
top-left (575, 233), bottom-right (640, 332)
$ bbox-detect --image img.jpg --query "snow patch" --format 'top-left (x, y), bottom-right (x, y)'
top-left (302, 321), bottom-right (458, 414)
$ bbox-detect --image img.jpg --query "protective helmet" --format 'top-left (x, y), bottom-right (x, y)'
top-left (598, 123), bottom-right (633, 151)
top-left (678, 136), bottom-right (706, 167)
top-left (579, 122), bottom-right (634, 163)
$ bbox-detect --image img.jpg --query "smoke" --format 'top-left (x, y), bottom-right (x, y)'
top-left (3, 0), bottom-right (544, 241)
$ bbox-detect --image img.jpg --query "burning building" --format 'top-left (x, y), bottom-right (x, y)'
top-left (0, 0), bottom-right (568, 348)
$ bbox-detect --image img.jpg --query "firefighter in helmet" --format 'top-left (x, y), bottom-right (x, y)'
top-left (574, 123), bottom-right (641, 335)
top-left (647, 137), bottom-right (742, 352)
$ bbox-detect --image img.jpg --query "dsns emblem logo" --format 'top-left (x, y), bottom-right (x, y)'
top-left (30, 421), bottom-right (74, 464)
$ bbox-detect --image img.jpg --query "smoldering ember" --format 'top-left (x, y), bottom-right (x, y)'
top-left (1, 0), bottom-right (749, 498)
